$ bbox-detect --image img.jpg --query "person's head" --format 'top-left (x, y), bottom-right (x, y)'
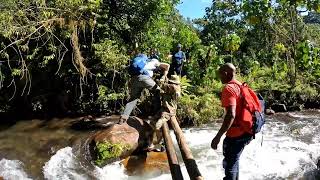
top-left (177, 44), bottom-right (182, 51)
top-left (218, 63), bottom-right (236, 84)
top-left (150, 48), bottom-right (157, 54)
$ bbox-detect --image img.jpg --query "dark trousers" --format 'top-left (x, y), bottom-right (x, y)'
top-left (169, 63), bottom-right (184, 76)
top-left (121, 75), bottom-right (161, 117)
top-left (223, 133), bottom-right (253, 180)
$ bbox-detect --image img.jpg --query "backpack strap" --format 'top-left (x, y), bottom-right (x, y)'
top-left (226, 81), bottom-right (245, 97)
top-left (226, 81), bottom-right (244, 128)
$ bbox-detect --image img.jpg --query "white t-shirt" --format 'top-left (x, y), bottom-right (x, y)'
top-left (143, 59), bottom-right (160, 77)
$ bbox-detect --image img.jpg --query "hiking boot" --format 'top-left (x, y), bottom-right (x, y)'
top-left (117, 115), bottom-right (129, 124)
top-left (144, 144), bottom-right (164, 152)
top-left (155, 117), bottom-right (169, 130)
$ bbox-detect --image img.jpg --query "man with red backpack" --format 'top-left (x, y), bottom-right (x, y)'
top-left (211, 63), bottom-right (265, 180)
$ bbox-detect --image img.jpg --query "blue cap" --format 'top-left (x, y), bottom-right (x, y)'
top-left (177, 44), bottom-right (182, 48)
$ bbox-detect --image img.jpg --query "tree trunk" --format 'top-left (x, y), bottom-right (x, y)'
top-left (162, 121), bottom-right (184, 180)
top-left (169, 116), bottom-right (203, 180)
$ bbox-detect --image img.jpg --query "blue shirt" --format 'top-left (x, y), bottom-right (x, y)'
top-left (173, 51), bottom-right (185, 65)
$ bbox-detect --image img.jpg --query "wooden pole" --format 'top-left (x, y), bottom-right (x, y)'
top-left (169, 116), bottom-right (203, 180)
top-left (162, 121), bottom-right (184, 180)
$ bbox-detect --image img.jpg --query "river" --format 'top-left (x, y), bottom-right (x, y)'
top-left (0, 111), bottom-right (319, 180)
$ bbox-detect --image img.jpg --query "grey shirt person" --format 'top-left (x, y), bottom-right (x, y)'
top-left (118, 58), bottom-right (170, 124)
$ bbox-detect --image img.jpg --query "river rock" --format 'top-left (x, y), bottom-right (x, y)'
top-left (71, 115), bottom-right (120, 130)
top-left (287, 104), bottom-right (303, 112)
top-left (122, 152), bottom-right (169, 176)
top-left (265, 108), bottom-right (275, 115)
top-left (271, 104), bottom-right (287, 112)
top-left (89, 116), bottom-right (154, 166)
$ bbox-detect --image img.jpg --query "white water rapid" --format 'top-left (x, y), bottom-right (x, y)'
top-left (1, 112), bottom-right (320, 180)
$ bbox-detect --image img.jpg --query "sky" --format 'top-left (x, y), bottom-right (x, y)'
top-left (176, 0), bottom-right (212, 19)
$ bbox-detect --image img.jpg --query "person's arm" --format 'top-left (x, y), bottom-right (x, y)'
top-left (216, 106), bottom-right (236, 137)
top-left (211, 86), bottom-right (237, 149)
top-left (211, 105), bottom-right (236, 149)
top-left (159, 62), bottom-right (170, 77)
top-left (182, 52), bottom-right (186, 62)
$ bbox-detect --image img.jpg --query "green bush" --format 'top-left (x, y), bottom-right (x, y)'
top-left (95, 142), bottom-right (130, 166)
top-left (178, 93), bottom-right (223, 126)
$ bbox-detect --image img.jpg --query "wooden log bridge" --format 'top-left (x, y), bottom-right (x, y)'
top-left (161, 116), bottom-right (203, 180)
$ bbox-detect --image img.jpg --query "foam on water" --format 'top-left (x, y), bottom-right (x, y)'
top-left (89, 117), bottom-right (320, 180)
top-left (22, 113), bottom-right (320, 179)
top-left (0, 159), bottom-right (32, 180)
top-left (43, 147), bottom-right (91, 180)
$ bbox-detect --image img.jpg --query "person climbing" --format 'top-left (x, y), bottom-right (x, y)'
top-left (118, 53), bottom-right (170, 124)
top-left (169, 44), bottom-right (186, 76)
top-left (147, 75), bottom-right (181, 151)
top-left (149, 48), bottom-right (160, 60)
top-left (211, 63), bottom-right (263, 180)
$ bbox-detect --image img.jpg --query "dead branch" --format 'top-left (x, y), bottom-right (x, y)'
top-left (0, 24), bottom-right (45, 54)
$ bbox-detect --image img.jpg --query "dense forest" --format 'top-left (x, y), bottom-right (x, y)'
top-left (0, 0), bottom-right (319, 124)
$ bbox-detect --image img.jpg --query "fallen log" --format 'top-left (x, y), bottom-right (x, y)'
top-left (162, 121), bottom-right (184, 180)
top-left (169, 116), bottom-right (203, 180)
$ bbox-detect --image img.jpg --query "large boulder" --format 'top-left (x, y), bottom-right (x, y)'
top-left (89, 116), bottom-right (154, 166)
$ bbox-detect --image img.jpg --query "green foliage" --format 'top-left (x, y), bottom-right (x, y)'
top-left (0, 0), bottom-right (319, 124)
top-left (178, 93), bottom-right (223, 126)
top-left (273, 43), bottom-right (287, 55)
top-left (95, 142), bottom-right (130, 166)
top-left (296, 40), bottom-right (320, 78)
top-left (93, 40), bottom-right (128, 71)
top-left (292, 81), bottom-right (318, 98)
top-left (222, 33), bottom-right (241, 53)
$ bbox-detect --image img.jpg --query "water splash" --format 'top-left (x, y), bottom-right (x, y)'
top-left (43, 147), bottom-right (90, 180)
top-left (0, 159), bottom-right (31, 180)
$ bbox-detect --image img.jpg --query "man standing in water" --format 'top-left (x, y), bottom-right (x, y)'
top-left (211, 63), bottom-right (254, 180)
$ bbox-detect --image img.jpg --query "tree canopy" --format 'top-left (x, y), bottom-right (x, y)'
top-left (0, 0), bottom-right (319, 122)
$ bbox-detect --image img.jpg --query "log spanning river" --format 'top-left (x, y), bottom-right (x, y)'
top-left (0, 111), bottom-right (319, 180)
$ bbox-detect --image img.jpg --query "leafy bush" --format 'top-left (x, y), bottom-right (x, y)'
top-left (95, 142), bottom-right (130, 166)
top-left (178, 93), bottom-right (223, 126)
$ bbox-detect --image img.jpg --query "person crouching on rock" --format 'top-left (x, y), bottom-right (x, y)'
top-left (147, 75), bottom-right (181, 151)
top-left (118, 53), bottom-right (170, 124)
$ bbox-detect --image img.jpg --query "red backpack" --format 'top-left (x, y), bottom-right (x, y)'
top-left (228, 82), bottom-right (265, 138)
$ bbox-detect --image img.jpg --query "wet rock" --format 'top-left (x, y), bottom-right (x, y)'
top-left (265, 108), bottom-right (275, 115)
top-left (287, 104), bottom-right (303, 112)
top-left (271, 104), bottom-right (287, 112)
top-left (304, 98), bottom-right (320, 109)
top-left (70, 115), bottom-right (119, 130)
top-left (122, 152), bottom-right (169, 176)
top-left (317, 158), bottom-right (320, 170)
top-left (89, 116), bottom-right (154, 166)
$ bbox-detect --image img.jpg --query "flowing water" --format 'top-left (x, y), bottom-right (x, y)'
top-left (0, 111), bottom-right (319, 180)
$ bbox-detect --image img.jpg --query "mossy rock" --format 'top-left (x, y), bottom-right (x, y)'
top-left (95, 141), bottom-right (131, 166)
